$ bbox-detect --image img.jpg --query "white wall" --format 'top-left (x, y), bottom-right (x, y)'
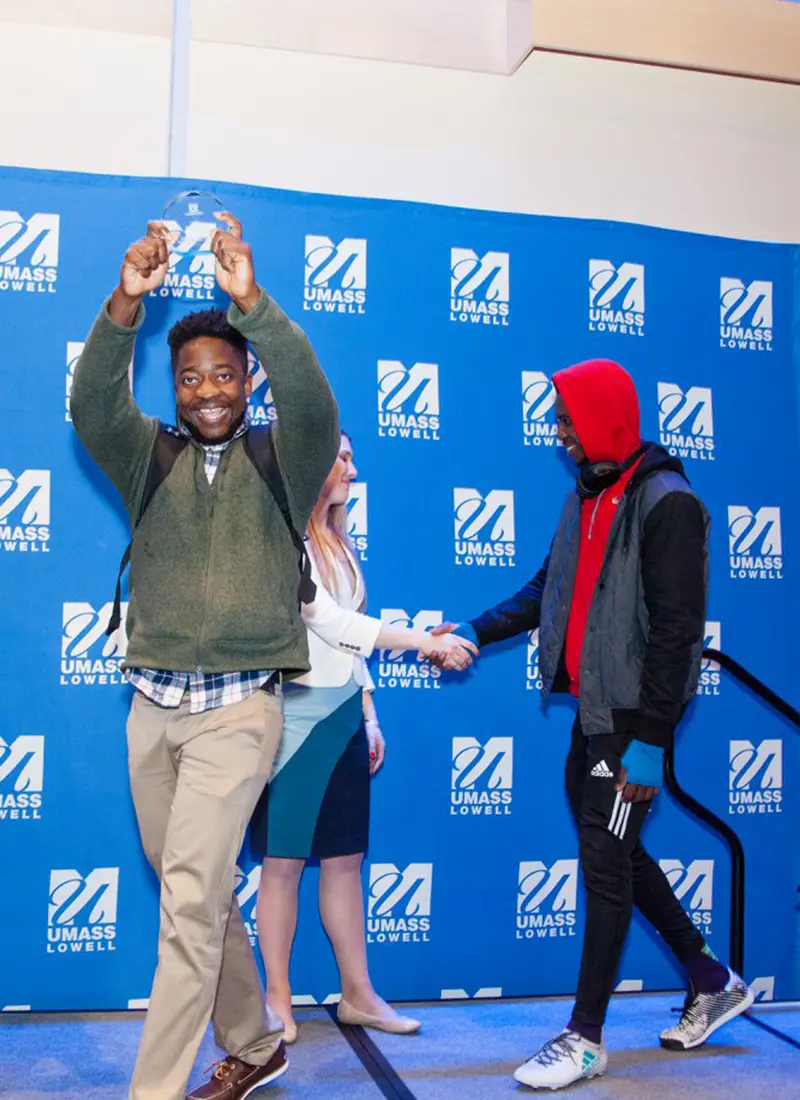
top-left (189, 43), bottom-right (800, 243)
top-left (1, 20), bottom-right (798, 243)
top-left (0, 22), bottom-right (171, 179)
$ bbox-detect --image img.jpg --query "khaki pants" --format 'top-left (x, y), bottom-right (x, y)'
top-left (126, 688), bottom-right (285, 1100)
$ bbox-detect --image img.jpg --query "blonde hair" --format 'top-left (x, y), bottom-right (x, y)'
top-left (306, 438), bottom-right (366, 610)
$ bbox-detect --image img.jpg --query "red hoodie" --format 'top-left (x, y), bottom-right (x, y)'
top-left (552, 360), bottom-right (643, 696)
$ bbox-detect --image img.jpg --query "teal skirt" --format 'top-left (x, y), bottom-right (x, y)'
top-left (248, 677), bottom-right (370, 860)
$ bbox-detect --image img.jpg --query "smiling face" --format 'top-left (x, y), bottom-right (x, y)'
top-left (555, 392), bottom-right (587, 465)
top-left (174, 336), bottom-right (251, 442)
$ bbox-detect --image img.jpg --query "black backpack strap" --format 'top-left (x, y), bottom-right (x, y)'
top-left (105, 425), bottom-right (188, 636)
top-left (243, 426), bottom-right (316, 606)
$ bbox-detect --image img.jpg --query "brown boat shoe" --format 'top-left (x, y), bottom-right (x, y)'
top-left (186, 1042), bottom-right (288, 1099)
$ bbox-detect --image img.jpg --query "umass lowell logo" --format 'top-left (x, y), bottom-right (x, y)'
top-left (304, 236), bottom-right (366, 315)
top-left (0, 469), bottom-right (51, 553)
top-left (247, 350), bottom-right (276, 425)
top-left (60, 603), bottom-right (128, 686)
top-left (453, 489), bottom-right (515, 568)
top-left (660, 859), bottom-right (714, 935)
top-left (588, 260), bottom-right (644, 337)
top-left (234, 865), bottom-right (261, 948)
top-left (0, 211), bottom-right (59, 295)
top-left (450, 737), bottom-right (513, 816)
top-left (698, 622), bottom-right (721, 698)
top-left (377, 609), bottom-right (443, 690)
top-left (729, 740), bottom-right (782, 816)
top-left (719, 278), bottom-right (773, 352)
top-left (377, 361), bottom-right (440, 440)
top-left (526, 630), bottom-right (542, 692)
top-left (728, 507), bottom-right (783, 580)
top-left (65, 342), bottom-right (84, 422)
top-left (0, 735), bottom-right (44, 821)
top-left (47, 868), bottom-right (119, 954)
top-left (346, 483), bottom-right (368, 562)
top-left (450, 249), bottom-right (510, 326)
top-left (367, 863), bottom-right (432, 944)
top-left (521, 372), bottom-right (558, 448)
top-left (516, 860), bottom-right (578, 940)
top-left (657, 383), bottom-right (714, 462)
top-left (156, 221), bottom-right (215, 302)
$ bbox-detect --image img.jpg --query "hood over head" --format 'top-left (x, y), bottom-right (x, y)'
top-left (553, 359), bottom-right (641, 465)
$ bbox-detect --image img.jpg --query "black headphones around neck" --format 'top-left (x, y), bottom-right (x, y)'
top-left (576, 444), bottom-right (648, 500)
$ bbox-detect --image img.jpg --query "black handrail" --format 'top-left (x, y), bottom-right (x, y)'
top-left (664, 745), bottom-right (747, 974)
top-left (664, 649), bottom-right (800, 978)
top-left (703, 649), bottom-right (800, 729)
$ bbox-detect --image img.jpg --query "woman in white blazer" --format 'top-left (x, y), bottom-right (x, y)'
top-left (249, 431), bottom-right (475, 1043)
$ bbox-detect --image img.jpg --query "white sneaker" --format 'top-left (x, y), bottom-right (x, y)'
top-left (514, 1030), bottom-right (607, 1090)
top-left (660, 969), bottom-right (754, 1050)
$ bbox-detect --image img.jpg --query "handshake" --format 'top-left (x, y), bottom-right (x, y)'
top-left (421, 622), bottom-right (477, 673)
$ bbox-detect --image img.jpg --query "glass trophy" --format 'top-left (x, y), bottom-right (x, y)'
top-left (160, 189), bottom-right (228, 256)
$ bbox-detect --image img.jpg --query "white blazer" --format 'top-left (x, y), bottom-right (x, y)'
top-left (296, 547), bottom-right (381, 690)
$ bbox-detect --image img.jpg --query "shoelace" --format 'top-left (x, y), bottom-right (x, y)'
top-left (204, 1059), bottom-right (236, 1081)
top-left (677, 993), bottom-right (712, 1029)
top-left (533, 1032), bottom-right (579, 1067)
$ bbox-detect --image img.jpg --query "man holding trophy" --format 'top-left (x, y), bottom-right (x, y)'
top-left (70, 205), bottom-right (339, 1100)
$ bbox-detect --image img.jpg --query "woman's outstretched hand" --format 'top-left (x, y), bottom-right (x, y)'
top-left (420, 629), bottom-right (478, 672)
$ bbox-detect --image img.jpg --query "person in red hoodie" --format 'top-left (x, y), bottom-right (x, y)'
top-left (435, 359), bottom-right (753, 1090)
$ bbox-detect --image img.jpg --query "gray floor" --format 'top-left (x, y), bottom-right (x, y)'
top-left (1, 994), bottom-right (797, 1099)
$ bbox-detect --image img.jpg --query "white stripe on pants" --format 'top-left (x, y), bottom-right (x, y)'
top-left (607, 791), bottom-right (632, 840)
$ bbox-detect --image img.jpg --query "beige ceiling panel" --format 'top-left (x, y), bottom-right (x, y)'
top-left (531, 0), bottom-right (800, 82)
top-left (192, 0), bottom-right (534, 73)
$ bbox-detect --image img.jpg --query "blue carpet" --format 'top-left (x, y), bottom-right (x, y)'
top-left (746, 1002), bottom-right (800, 1045)
top-left (1, 994), bottom-right (797, 1099)
top-left (0, 1007), bottom-right (379, 1099)
top-left (368, 993), bottom-right (800, 1098)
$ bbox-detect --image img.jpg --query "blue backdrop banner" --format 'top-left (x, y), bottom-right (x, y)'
top-left (0, 166), bottom-right (798, 1013)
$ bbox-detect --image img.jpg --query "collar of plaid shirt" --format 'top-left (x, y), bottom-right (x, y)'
top-left (126, 414), bottom-right (275, 712)
top-left (175, 415), bottom-right (249, 484)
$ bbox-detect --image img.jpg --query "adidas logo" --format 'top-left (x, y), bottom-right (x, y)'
top-left (591, 760), bottom-right (614, 779)
top-left (582, 1050), bottom-right (598, 1074)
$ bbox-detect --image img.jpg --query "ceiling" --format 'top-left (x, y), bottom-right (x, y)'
top-left (0, 0), bottom-right (797, 80)
top-left (531, 0), bottom-right (800, 83)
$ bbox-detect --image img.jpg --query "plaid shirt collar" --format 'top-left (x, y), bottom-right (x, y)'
top-left (174, 415), bottom-right (249, 484)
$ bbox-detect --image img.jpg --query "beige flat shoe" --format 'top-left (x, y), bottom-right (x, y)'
top-left (337, 998), bottom-right (421, 1034)
top-left (266, 1002), bottom-right (298, 1045)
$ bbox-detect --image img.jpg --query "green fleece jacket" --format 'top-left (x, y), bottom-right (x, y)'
top-left (70, 289), bottom-right (339, 676)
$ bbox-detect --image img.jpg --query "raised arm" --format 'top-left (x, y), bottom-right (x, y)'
top-left (69, 224), bottom-right (172, 509)
top-left (213, 215), bottom-right (339, 525)
top-left (231, 294), bottom-right (338, 522)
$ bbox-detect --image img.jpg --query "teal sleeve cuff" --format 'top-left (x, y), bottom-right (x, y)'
top-left (621, 740), bottom-right (664, 787)
top-left (453, 623), bottom-right (479, 646)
